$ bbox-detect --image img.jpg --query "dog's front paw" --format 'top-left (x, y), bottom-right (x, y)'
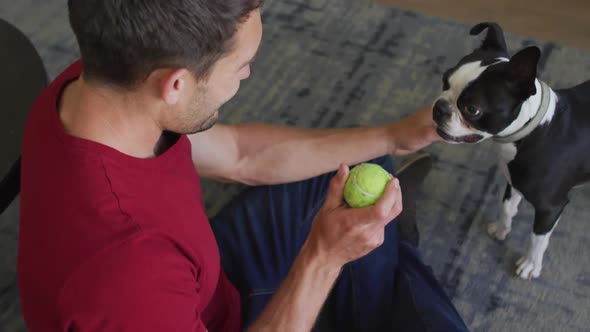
top-left (487, 222), bottom-right (511, 241)
top-left (515, 256), bottom-right (542, 279)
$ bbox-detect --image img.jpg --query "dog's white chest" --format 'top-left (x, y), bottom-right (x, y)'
top-left (495, 143), bottom-right (518, 183)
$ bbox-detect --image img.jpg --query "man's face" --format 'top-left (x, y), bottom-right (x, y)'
top-left (176, 9), bottom-right (263, 134)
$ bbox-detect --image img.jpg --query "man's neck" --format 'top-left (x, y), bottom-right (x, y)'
top-left (59, 77), bottom-right (165, 158)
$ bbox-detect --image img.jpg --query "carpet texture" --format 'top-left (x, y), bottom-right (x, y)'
top-left (1, 0), bottom-right (589, 331)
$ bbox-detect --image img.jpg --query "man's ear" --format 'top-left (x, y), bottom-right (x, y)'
top-left (160, 68), bottom-right (192, 106)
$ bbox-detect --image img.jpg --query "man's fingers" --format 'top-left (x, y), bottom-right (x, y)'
top-left (351, 176), bottom-right (401, 225)
top-left (389, 196), bottom-right (403, 219)
top-left (376, 177), bottom-right (403, 221)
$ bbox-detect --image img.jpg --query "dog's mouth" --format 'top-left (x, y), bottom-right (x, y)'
top-left (436, 128), bottom-right (483, 143)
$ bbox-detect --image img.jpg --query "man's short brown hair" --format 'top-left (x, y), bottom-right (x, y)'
top-left (68, 0), bottom-right (264, 88)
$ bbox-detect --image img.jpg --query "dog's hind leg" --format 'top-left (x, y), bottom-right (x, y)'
top-left (515, 202), bottom-right (567, 279)
top-left (488, 183), bottom-right (522, 241)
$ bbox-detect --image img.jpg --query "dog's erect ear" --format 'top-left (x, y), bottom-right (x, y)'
top-left (470, 22), bottom-right (508, 53)
top-left (507, 46), bottom-right (541, 98)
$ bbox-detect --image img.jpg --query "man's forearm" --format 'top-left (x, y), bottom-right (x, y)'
top-left (232, 123), bottom-right (395, 185)
top-left (247, 241), bottom-right (342, 331)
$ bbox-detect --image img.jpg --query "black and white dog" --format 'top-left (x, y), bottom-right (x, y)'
top-left (433, 22), bottom-right (590, 279)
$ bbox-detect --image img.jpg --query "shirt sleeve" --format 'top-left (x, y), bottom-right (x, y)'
top-left (57, 232), bottom-right (207, 332)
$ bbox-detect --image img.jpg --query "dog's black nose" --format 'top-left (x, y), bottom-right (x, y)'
top-left (433, 99), bottom-right (452, 123)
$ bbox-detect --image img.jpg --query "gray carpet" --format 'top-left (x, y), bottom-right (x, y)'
top-left (1, 0), bottom-right (590, 331)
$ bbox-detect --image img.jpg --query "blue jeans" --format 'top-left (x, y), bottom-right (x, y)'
top-left (210, 156), bottom-right (469, 331)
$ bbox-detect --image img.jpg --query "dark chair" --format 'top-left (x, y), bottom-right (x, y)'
top-left (0, 18), bottom-right (47, 214)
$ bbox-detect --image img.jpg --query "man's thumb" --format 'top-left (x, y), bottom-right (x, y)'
top-left (324, 164), bottom-right (349, 208)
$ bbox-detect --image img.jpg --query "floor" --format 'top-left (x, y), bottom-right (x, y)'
top-left (374, 0), bottom-right (590, 50)
top-left (0, 1), bottom-right (589, 331)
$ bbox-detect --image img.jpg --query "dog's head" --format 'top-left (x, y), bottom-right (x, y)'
top-left (433, 22), bottom-right (541, 144)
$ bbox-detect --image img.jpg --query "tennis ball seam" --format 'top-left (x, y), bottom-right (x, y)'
top-left (351, 167), bottom-right (379, 198)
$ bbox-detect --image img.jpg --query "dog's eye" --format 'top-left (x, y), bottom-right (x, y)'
top-left (464, 105), bottom-right (481, 117)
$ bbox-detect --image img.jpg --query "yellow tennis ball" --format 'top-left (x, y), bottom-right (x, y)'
top-left (343, 163), bottom-right (392, 208)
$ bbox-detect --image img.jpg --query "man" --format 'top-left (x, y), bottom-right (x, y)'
top-left (17, 0), bottom-right (468, 331)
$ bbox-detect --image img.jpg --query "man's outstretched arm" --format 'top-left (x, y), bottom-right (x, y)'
top-left (189, 106), bottom-right (439, 185)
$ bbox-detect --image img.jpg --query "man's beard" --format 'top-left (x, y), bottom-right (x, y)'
top-left (181, 85), bottom-right (220, 134)
top-left (195, 111), bottom-right (219, 133)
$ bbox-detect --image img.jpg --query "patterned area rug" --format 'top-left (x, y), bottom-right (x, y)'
top-left (1, 0), bottom-right (589, 331)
